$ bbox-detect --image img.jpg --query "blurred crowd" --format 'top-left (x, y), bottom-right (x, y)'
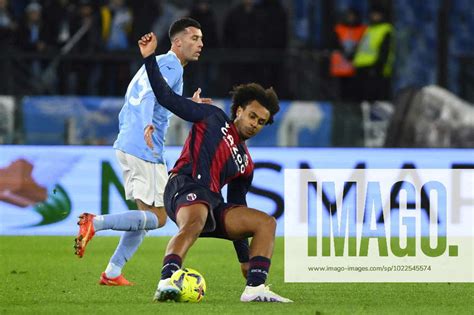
top-left (0, 0), bottom-right (471, 104)
top-left (0, 0), bottom-right (289, 51)
top-left (0, 0), bottom-right (292, 97)
top-left (22, 0), bottom-right (474, 106)
top-left (329, 5), bottom-right (394, 101)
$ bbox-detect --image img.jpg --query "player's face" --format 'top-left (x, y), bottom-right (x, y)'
top-left (176, 27), bottom-right (203, 62)
top-left (234, 100), bottom-right (270, 140)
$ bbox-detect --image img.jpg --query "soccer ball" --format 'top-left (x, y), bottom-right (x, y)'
top-left (171, 268), bottom-right (206, 303)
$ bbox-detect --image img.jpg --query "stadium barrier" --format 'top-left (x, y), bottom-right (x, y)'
top-left (0, 96), bottom-right (14, 144)
top-left (20, 96), bottom-right (333, 147)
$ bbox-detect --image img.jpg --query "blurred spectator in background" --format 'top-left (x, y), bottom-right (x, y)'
top-left (188, 0), bottom-right (218, 48)
top-left (256, 0), bottom-right (288, 50)
top-left (329, 7), bottom-right (366, 102)
top-left (101, 0), bottom-right (132, 51)
top-left (353, 5), bottom-right (395, 101)
top-left (69, 0), bottom-right (102, 55)
top-left (16, 2), bottom-right (50, 52)
top-left (0, 0), bottom-right (16, 48)
top-left (223, 0), bottom-right (261, 90)
top-left (100, 0), bottom-right (133, 95)
top-left (128, 0), bottom-right (161, 79)
top-left (151, 0), bottom-right (186, 54)
top-left (8, 0), bottom-right (27, 21)
top-left (16, 2), bottom-right (52, 79)
top-left (66, 0), bottom-right (102, 95)
top-left (255, 0), bottom-right (289, 98)
top-left (42, 0), bottom-right (75, 93)
top-left (43, 0), bottom-right (75, 49)
top-left (0, 0), bottom-right (16, 94)
top-left (185, 0), bottom-right (219, 96)
top-left (130, 0), bottom-right (161, 45)
top-left (223, 0), bottom-right (259, 48)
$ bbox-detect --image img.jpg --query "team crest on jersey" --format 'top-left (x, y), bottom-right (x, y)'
top-left (186, 193), bottom-right (197, 201)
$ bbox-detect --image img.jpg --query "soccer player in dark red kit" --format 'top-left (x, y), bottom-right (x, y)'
top-left (139, 32), bottom-right (292, 303)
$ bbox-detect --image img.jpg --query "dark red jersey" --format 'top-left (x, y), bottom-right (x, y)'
top-left (144, 55), bottom-right (253, 206)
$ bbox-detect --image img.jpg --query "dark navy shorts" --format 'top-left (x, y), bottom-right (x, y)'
top-left (164, 174), bottom-right (239, 239)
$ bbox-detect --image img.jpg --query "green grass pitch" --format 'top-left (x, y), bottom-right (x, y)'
top-left (1, 236), bottom-right (472, 314)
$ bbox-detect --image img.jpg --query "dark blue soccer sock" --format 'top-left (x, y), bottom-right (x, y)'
top-left (246, 256), bottom-right (271, 287)
top-left (161, 254), bottom-right (182, 279)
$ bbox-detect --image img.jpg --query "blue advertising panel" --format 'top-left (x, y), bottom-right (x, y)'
top-left (0, 146), bottom-right (472, 237)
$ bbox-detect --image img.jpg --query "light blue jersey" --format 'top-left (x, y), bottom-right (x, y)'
top-left (113, 51), bottom-right (183, 163)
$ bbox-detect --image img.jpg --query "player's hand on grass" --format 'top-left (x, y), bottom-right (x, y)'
top-left (240, 262), bottom-right (249, 279)
top-left (138, 32), bottom-right (157, 58)
top-left (144, 124), bottom-right (155, 149)
top-left (192, 88), bottom-right (213, 104)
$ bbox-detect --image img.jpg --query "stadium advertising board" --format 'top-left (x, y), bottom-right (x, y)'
top-left (22, 97), bottom-right (332, 147)
top-left (0, 146), bottom-right (472, 282)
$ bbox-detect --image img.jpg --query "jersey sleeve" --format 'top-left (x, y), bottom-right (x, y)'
top-left (227, 174), bottom-right (253, 206)
top-left (227, 176), bottom-right (252, 263)
top-left (140, 59), bottom-right (181, 128)
top-left (158, 60), bottom-right (183, 92)
top-left (233, 238), bottom-right (250, 263)
top-left (144, 55), bottom-right (219, 122)
top-left (132, 59), bottom-right (180, 129)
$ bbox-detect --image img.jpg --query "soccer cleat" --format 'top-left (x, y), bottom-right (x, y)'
top-left (153, 278), bottom-right (180, 302)
top-left (74, 213), bottom-right (96, 258)
top-left (99, 272), bottom-right (133, 286)
top-left (240, 284), bottom-right (293, 303)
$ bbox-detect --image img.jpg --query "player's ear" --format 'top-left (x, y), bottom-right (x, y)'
top-left (236, 106), bottom-right (244, 117)
top-left (171, 36), bottom-right (181, 47)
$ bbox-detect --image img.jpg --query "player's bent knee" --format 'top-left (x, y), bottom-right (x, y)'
top-left (260, 214), bottom-right (277, 233)
top-left (268, 215), bottom-right (277, 231)
top-left (157, 212), bottom-right (167, 228)
top-left (149, 206), bottom-right (167, 228)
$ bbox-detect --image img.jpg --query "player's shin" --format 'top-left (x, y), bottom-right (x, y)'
top-left (105, 230), bottom-right (147, 278)
top-left (93, 210), bottom-right (159, 231)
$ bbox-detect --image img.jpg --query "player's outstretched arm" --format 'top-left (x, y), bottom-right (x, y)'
top-left (138, 32), bottom-right (218, 122)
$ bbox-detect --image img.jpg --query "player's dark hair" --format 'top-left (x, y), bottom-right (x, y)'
top-left (169, 18), bottom-right (201, 40)
top-left (230, 83), bottom-right (279, 125)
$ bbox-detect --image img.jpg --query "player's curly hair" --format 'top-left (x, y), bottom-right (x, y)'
top-left (230, 83), bottom-right (279, 125)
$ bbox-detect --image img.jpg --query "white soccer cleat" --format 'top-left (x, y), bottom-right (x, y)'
top-left (153, 278), bottom-right (180, 302)
top-left (240, 284), bottom-right (293, 303)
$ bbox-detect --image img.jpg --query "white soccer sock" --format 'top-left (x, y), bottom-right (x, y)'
top-left (93, 211), bottom-right (158, 232)
top-left (92, 215), bottom-right (104, 231)
top-left (105, 262), bottom-right (122, 278)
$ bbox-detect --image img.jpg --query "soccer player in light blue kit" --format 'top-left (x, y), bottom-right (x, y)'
top-left (74, 18), bottom-right (211, 286)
